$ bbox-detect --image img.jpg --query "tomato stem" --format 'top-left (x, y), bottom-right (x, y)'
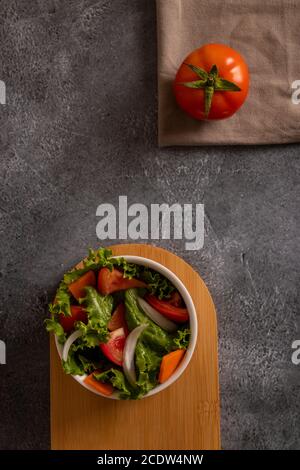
top-left (205, 86), bottom-right (214, 117)
top-left (182, 63), bottom-right (241, 118)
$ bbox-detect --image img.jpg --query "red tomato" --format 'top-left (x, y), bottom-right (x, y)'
top-left (98, 267), bottom-right (147, 295)
top-left (68, 270), bottom-right (96, 300)
top-left (59, 306), bottom-right (88, 333)
top-left (100, 327), bottom-right (126, 366)
top-left (108, 303), bottom-right (129, 336)
top-left (168, 291), bottom-right (183, 308)
top-left (174, 43), bottom-right (249, 120)
top-left (145, 295), bottom-right (189, 323)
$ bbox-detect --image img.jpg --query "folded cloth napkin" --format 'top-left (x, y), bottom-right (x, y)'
top-left (157, 0), bottom-right (300, 146)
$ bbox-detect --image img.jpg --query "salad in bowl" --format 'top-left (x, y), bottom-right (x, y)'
top-left (46, 248), bottom-right (197, 399)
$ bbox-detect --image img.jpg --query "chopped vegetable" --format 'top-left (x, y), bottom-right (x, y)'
top-left (84, 372), bottom-right (114, 396)
top-left (94, 369), bottom-right (134, 399)
top-left (68, 270), bottom-right (96, 300)
top-left (49, 282), bottom-right (72, 317)
top-left (173, 328), bottom-right (191, 350)
top-left (63, 342), bottom-right (110, 376)
top-left (108, 303), bottom-right (128, 335)
top-left (45, 317), bottom-right (66, 344)
top-left (137, 297), bottom-right (177, 332)
top-left (135, 339), bottom-right (162, 395)
top-left (158, 349), bottom-right (185, 384)
top-left (77, 286), bottom-right (113, 346)
top-left (145, 294), bottom-right (189, 323)
top-left (62, 343), bottom-right (86, 375)
top-left (62, 329), bottom-right (83, 362)
top-left (168, 291), bottom-right (183, 307)
top-left (140, 268), bottom-right (175, 299)
top-left (125, 289), bottom-right (174, 352)
top-left (100, 327), bottom-right (126, 366)
top-left (123, 324), bottom-right (147, 386)
top-left (98, 267), bottom-right (147, 295)
top-left (59, 305), bottom-right (88, 333)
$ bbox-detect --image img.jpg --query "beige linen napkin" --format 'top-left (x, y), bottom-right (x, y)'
top-left (157, 0), bottom-right (300, 146)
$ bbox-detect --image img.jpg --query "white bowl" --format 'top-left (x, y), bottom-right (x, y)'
top-left (55, 255), bottom-right (198, 399)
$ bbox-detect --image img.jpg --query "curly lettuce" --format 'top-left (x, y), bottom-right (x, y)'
top-left (139, 268), bottom-right (175, 299)
top-left (94, 369), bottom-right (138, 399)
top-left (63, 248), bottom-right (141, 284)
top-left (44, 317), bottom-right (66, 344)
top-left (62, 342), bottom-right (108, 376)
top-left (173, 328), bottom-right (191, 350)
top-left (125, 288), bottom-right (173, 353)
top-left (77, 286), bottom-right (114, 346)
top-left (48, 282), bottom-right (72, 317)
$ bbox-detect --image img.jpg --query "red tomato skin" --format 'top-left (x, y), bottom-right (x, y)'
top-left (145, 295), bottom-right (189, 323)
top-left (100, 327), bottom-right (126, 367)
top-left (108, 303), bottom-right (129, 336)
top-left (174, 43), bottom-right (249, 120)
top-left (68, 270), bottom-right (96, 300)
top-left (168, 291), bottom-right (183, 308)
top-left (59, 306), bottom-right (88, 333)
top-left (98, 268), bottom-right (147, 295)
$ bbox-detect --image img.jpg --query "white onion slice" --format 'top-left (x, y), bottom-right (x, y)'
top-left (137, 297), bottom-right (177, 332)
top-left (123, 324), bottom-right (147, 386)
top-left (62, 330), bottom-right (83, 362)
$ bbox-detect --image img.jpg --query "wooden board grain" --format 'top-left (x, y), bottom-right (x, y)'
top-left (50, 244), bottom-right (220, 450)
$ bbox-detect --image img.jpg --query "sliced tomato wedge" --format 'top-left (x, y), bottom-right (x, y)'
top-left (98, 267), bottom-right (147, 295)
top-left (144, 294), bottom-right (189, 323)
top-left (59, 305), bottom-right (88, 333)
top-left (168, 291), bottom-right (183, 308)
top-left (68, 270), bottom-right (96, 300)
top-left (108, 303), bottom-right (129, 336)
top-left (100, 327), bottom-right (126, 366)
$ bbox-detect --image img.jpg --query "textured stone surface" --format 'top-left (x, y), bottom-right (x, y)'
top-left (0, 0), bottom-right (299, 450)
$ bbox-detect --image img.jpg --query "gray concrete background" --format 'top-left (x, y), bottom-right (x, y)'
top-left (0, 0), bottom-right (299, 450)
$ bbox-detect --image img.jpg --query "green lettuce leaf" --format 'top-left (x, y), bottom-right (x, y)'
top-left (173, 327), bottom-right (190, 350)
top-left (48, 282), bottom-right (71, 317)
top-left (140, 268), bottom-right (175, 299)
top-left (78, 286), bottom-right (114, 345)
top-left (63, 248), bottom-right (115, 285)
top-left (112, 258), bottom-right (141, 279)
top-left (125, 288), bottom-right (173, 353)
top-left (135, 340), bottom-right (162, 396)
top-left (62, 342), bottom-right (86, 375)
top-left (125, 288), bottom-right (175, 396)
top-left (63, 248), bottom-right (141, 285)
top-left (44, 317), bottom-right (66, 344)
top-left (62, 342), bottom-right (109, 375)
top-left (94, 369), bottom-right (138, 399)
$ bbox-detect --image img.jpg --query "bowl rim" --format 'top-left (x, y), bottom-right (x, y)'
top-left (55, 254), bottom-right (198, 399)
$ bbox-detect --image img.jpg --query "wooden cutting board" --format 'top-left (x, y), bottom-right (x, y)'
top-left (50, 244), bottom-right (220, 450)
